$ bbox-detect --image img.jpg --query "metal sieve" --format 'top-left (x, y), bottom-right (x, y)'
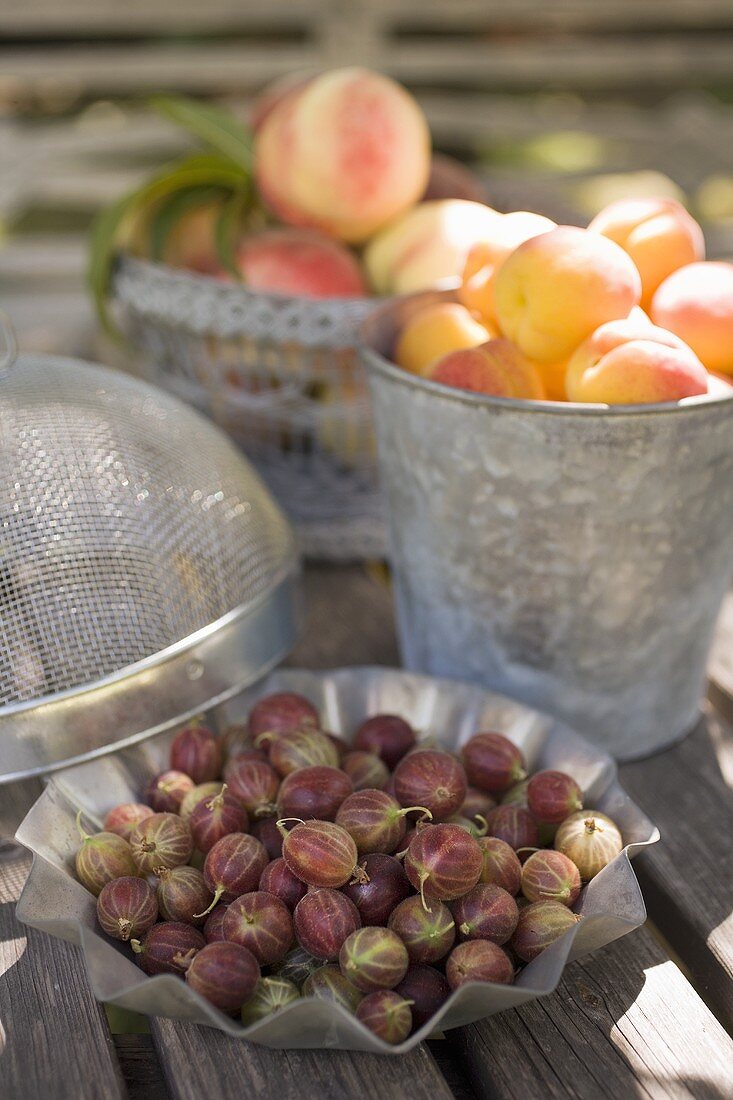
top-left (0, 318), bottom-right (300, 782)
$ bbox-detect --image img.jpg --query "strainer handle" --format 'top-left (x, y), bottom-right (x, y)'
top-left (0, 310), bottom-right (18, 375)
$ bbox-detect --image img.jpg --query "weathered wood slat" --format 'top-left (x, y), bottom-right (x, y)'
top-left (619, 713), bottom-right (733, 1030)
top-left (0, 851), bottom-right (127, 1100)
top-left (151, 1017), bottom-right (455, 1100)
top-left (2, 37), bottom-right (733, 100)
top-left (3, 0), bottom-right (733, 36)
top-left (113, 1034), bottom-right (172, 1100)
top-left (453, 925), bottom-right (733, 1100)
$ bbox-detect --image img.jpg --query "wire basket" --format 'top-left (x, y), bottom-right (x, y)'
top-left (113, 256), bottom-right (387, 561)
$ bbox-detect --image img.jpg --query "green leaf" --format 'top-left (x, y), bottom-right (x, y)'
top-left (151, 94), bottom-right (254, 171)
top-left (88, 154), bottom-right (248, 339)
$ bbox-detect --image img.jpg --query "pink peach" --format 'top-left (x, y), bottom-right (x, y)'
top-left (364, 199), bottom-right (502, 296)
top-left (565, 318), bottom-right (708, 405)
top-left (255, 67), bottom-right (430, 243)
top-left (428, 339), bottom-right (546, 400)
top-left (494, 226), bottom-right (642, 363)
top-left (589, 198), bottom-right (704, 310)
top-left (650, 261), bottom-right (733, 376)
top-left (233, 228), bottom-right (366, 299)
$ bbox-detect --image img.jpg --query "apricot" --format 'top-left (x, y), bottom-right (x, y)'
top-left (589, 198), bottom-right (704, 310)
top-left (255, 67), bottom-right (430, 243)
top-left (364, 200), bottom-right (502, 296)
top-left (233, 228), bottom-right (366, 299)
top-left (650, 261), bottom-right (733, 376)
top-left (565, 318), bottom-right (708, 405)
top-left (494, 226), bottom-right (642, 363)
top-left (428, 339), bottom-right (545, 400)
top-left (458, 211), bottom-right (556, 325)
top-left (394, 303), bottom-right (493, 376)
top-left (160, 199), bottom-right (225, 275)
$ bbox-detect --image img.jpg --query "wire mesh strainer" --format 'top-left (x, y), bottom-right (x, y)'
top-left (0, 322), bottom-right (300, 783)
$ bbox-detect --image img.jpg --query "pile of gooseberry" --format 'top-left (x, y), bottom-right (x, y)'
top-left (77, 697), bottom-right (624, 1044)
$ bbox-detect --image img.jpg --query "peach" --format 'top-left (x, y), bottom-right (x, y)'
top-left (651, 261), bottom-right (733, 375)
top-left (565, 318), bottom-right (708, 404)
top-left (428, 339), bottom-right (546, 400)
top-left (250, 72), bottom-right (314, 132)
top-left (494, 226), bottom-right (642, 363)
top-left (394, 303), bottom-right (493, 376)
top-left (255, 67), bottom-right (430, 244)
top-left (422, 153), bottom-right (489, 204)
top-left (589, 198), bottom-right (704, 310)
top-left (458, 211), bottom-right (556, 325)
top-left (233, 228), bottom-right (366, 299)
top-left (364, 200), bottom-right (502, 296)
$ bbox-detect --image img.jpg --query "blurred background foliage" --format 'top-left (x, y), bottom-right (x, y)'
top-left (0, 0), bottom-right (732, 355)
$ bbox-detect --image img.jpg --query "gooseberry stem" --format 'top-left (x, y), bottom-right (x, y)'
top-left (193, 883), bottom-right (225, 919)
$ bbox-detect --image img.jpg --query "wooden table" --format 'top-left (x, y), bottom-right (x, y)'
top-left (2, 563), bottom-right (733, 1100)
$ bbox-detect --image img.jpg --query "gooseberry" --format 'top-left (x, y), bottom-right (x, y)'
top-left (356, 990), bottom-right (413, 1045)
top-left (341, 751), bottom-right (390, 791)
top-left (339, 927), bottom-right (409, 992)
top-left (446, 940), bottom-right (514, 988)
top-left (203, 904), bottom-right (229, 944)
top-left (477, 837), bottom-right (522, 896)
top-left (200, 832), bottom-right (269, 912)
top-left (281, 819), bottom-right (362, 889)
top-left (393, 750), bottom-right (467, 821)
top-left (251, 815), bottom-right (284, 859)
top-left (170, 722), bottom-right (222, 784)
top-left (404, 823), bottom-right (483, 907)
top-left (189, 785), bottom-right (249, 852)
top-left (132, 921), bottom-right (204, 976)
top-left (75, 812), bottom-right (140, 896)
top-left (223, 758), bottom-right (279, 818)
top-left (272, 945), bottom-right (322, 987)
top-left (258, 857), bottom-right (307, 911)
top-left (461, 733), bottom-right (526, 793)
top-left (341, 854), bottom-right (412, 926)
top-left (527, 770), bottom-right (583, 824)
top-left (156, 865), bottom-right (213, 926)
top-left (460, 787), bottom-right (496, 824)
top-left (185, 941), bottom-right (259, 1013)
top-left (486, 805), bottom-right (539, 853)
top-left (303, 965), bottom-right (363, 1012)
top-left (130, 813), bottom-right (193, 874)
top-left (103, 802), bottom-right (154, 840)
top-left (451, 884), bottom-right (519, 944)
top-left (222, 891), bottom-right (293, 965)
top-left (353, 714), bottom-right (416, 769)
top-left (96, 876), bottom-right (158, 941)
top-left (278, 765), bottom-right (353, 821)
top-left (335, 789), bottom-right (431, 855)
top-left (387, 896), bottom-right (455, 964)
top-left (267, 728), bottom-right (340, 776)
top-left (145, 770), bottom-right (194, 814)
top-left (512, 900), bottom-right (581, 962)
top-left (521, 850), bottom-right (581, 906)
top-left (241, 977), bottom-right (300, 1025)
top-left (248, 691), bottom-right (319, 737)
top-left (553, 810), bottom-right (623, 880)
top-left (394, 965), bottom-right (450, 1030)
top-left (179, 782), bottom-right (223, 821)
top-left (293, 888), bottom-right (361, 961)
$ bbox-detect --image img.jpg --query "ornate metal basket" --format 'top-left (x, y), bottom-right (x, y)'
top-left (113, 256), bottom-right (386, 561)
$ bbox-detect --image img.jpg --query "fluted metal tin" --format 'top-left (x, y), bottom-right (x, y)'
top-left (360, 293), bottom-right (733, 759)
top-left (16, 667), bottom-right (658, 1054)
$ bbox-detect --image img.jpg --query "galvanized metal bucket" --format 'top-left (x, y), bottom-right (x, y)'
top-left (360, 292), bottom-right (733, 760)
